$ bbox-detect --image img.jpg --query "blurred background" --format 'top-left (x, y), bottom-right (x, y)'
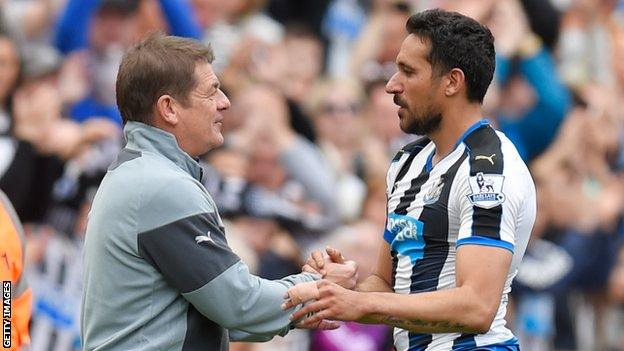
top-left (0, 0), bottom-right (623, 350)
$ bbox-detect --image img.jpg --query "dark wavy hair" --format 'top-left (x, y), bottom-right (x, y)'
top-left (406, 9), bottom-right (495, 103)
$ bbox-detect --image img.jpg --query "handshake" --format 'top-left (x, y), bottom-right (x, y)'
top-left (280, 246), bottom-right (366, 330)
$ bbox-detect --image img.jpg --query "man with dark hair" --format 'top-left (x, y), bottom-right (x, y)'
top-left (283, 9), bottom-right (535, 350)
top-left (81, 33), bottom-right (356, 350)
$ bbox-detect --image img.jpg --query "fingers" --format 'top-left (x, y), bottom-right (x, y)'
top-left (311, 250), bottom-right (326, 269)
top-left (302, 264), bottom-right (320, 274)
top-left (290, 299), bottom-right (326, 322)
top-left (281, 296), bottom-right (296, 311)
top-left (344, 260), bottom-right (357, 271)
top-left (326, 246), bottom-right (345, 264)
top-left (323, 260), bottom-right (358, 289)
top-left (294, 318), bottom-right (340, 330)
top-left (316, 320), bottom-right (340, 330)
top-left (298, 313), bottom-right (328, 329)
top-left (281, 281), bottom-right (320, 310)
top-left (305, 257), bottom-right (326, 276)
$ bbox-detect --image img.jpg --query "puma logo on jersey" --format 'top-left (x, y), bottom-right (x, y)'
top-left (195, 232), bottom-right (215, 245)
top-left (475, 153), bottom-right (496, 165)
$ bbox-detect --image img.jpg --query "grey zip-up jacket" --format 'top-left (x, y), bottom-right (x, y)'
top-left (81, 122), bottom-right (318, 350)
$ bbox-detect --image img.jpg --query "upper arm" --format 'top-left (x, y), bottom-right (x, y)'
top-left (453, 144), bottom-right (534, 312)
top-left (455, 244), bottom-right (512, 315)
top-left (455, 151), bottom-right (527, 254)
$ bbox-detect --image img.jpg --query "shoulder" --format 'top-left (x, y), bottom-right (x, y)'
top-left (103, 151), bottom-right (217, 230)
top-left (140, 165), bottom-right (216, 229)
top-left (457, 129), bottom-right (534, 201)
top-left (462, 126), bottom-right (529, 178)
top-left (462, 125), bottom-right (505, 175)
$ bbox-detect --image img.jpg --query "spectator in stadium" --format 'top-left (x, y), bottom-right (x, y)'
top-left (487, 0), bottom-right (572, 161)
top-left (219, 24), bottom-right (322, 143)
top-left (557, 0), bottom-right (621, 88)
top-left (217, 85), bottom-right (339, 236)
top-left (363, 78), bottom-right (412, 156)
top-left (54, 0), bottom-right (202, 125)
top-left (441, 0), bottom-right (571, 162)
top-left (202, 85), bottom-right (341, 285)
top-left (350, 1), bottom-right (411, 81)
top-left (194, 0), bottom-right (286, 76)
top-left (81, 33), bottom-right (357, 350)
top-left (0, 0), bottom-right (64, 43)
top-left (0, 30), bottom-right (118, 223)
top-left (306, 78), bottom-right (388, 222)
top-left (529, 101), bottom-right (624, 350)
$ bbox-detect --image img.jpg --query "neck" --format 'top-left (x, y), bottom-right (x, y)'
top-left (428, 102), bottom-right (483, 165)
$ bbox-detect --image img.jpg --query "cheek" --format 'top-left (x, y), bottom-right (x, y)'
top-left (403, 80), bottom-right (424, 103)
top-left (204, 98), bottom-right (218, 114)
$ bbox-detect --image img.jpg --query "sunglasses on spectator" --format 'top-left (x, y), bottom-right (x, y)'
top-left (321, 102), bottom-right (361, 115)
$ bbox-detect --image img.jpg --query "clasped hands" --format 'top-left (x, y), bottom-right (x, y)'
top-left (281, 246), bottom-right (364, 330)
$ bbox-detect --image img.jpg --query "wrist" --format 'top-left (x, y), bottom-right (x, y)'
top-left (359, 292), bottom-right (379, 316)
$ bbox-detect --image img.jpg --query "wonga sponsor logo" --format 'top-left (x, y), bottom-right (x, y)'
top-left (386, 214), bottom-right (426, 262)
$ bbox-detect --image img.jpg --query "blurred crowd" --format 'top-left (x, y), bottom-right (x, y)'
top-left (0, 0), bottom-right (623, 350)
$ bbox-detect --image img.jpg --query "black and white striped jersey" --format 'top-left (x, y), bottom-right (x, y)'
top-left (384, 120), bottom-right (536, 351)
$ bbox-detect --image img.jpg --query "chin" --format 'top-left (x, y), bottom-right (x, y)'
top-left (208, 134), bottom-right (224, 149)
top-left (398, 116), bottom-right (413, 134)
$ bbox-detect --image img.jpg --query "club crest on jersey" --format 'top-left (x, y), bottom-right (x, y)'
top-left (467, 172), bottom-right (505, 209)
top-left (423, 178), bottom-right (444, 204)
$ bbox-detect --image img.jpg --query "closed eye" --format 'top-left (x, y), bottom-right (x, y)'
top-left (398, 63), bottom-right (415, 77)
top-left (207, 82), bottom-right (220, 97)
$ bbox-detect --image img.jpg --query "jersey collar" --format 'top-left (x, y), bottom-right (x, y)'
top-left (425, 119), bottom-right (490, 172)
top-left (123, 121), bottom-right (203, 182)
top-left (454, 119), bottom-right (490, 149)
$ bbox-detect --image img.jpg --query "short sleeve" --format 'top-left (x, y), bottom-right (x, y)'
top-left (455, 164), bottom-right (526, 254)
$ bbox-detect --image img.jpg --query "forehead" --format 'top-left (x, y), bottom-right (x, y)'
top-left (396, 34), bottom-right (431, 68)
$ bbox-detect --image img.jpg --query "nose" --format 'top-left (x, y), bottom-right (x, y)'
top-left (217, 89), bottom-right (231, 111)
top-left (385, 73), bottom-right (402, 95)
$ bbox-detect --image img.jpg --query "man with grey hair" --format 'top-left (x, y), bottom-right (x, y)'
top-left (81, 33), bottom-right (356, 350)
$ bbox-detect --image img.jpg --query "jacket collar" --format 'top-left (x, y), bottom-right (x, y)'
top-left (123, 121), bottom-right (202, 181)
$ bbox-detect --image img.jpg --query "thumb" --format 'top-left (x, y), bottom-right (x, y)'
top-left (326, 246), bottom-right (345, 264)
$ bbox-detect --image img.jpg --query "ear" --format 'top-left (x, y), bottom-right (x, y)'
top-left (444, 68), bottom-right (466, 98)
top-left (155, 95), bottom-right (179, 126)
